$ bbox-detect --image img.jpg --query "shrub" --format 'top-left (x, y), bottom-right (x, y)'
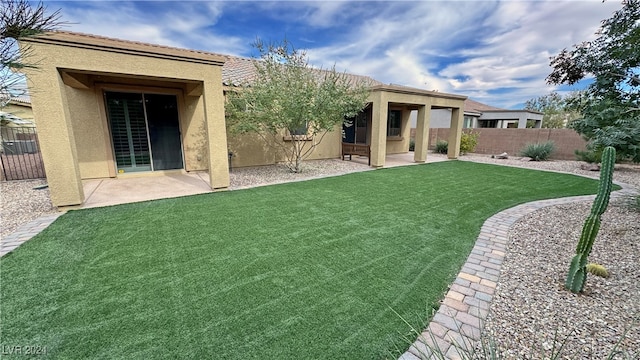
top-left (434, 140), bottom-right (448, 154)
top-left (459, 131), bottom-right (479, 154)
top-left (520, 141), bottom-right (555, 161)
top-left (576, 146), bottom-right (626, 164)
top-left (575, 149), bottom-right (601, 163)
top-left (409, 138), bottom-right (415, 151)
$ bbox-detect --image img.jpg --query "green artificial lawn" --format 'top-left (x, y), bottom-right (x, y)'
top-left (0, 161), bottom-right (607, 359)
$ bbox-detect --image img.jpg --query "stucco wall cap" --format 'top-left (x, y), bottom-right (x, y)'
top-left (22, 31), bottom-right (226, 66)
top-left (369, 84), bottom-right (467, 101)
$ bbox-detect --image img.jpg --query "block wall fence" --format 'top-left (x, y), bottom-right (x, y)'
top-left (410, 128), bottom-right (588, 160)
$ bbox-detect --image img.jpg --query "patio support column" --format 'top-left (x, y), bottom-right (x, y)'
top-left (414, 103), bottom-right (431, 163)
top-left (517, 115), bottom-right (528, 128)
top-left (369, 91), bottom-right (388, 167)
top-left (202, 77), bottom-right (230, 189)
top-left (447, 107), bottom-right (464, 159)
top-left (28, 69), bottom-right (84, 207)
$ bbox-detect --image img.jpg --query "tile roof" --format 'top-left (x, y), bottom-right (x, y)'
top-left (221, 54), bottom-right (384, 88)
top-left (221, 56), bottom-right (257, 86)
top-left (10, 96), bottom-right (31, 106)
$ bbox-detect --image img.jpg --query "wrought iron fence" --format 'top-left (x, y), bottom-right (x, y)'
top-left (1, 126), bottom-right (46, 180)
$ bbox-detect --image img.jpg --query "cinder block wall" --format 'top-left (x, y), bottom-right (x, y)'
top-left (410, 128), bottom-right (588, 160)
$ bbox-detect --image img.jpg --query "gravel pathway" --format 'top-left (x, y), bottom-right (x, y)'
top-left (1, 154), bottom-right (638, 358)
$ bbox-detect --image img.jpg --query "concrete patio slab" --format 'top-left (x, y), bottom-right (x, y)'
top-left (80, 153), bottom-right (447, 209)
top-left (81, 171), bottom-right (213, 209)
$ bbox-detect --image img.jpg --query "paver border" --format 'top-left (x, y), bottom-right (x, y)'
top-left (399, 182), bottom-right (637, 360)
top-left (0, 213), bottom-right (63, 257)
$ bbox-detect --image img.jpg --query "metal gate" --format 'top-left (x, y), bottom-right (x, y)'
top-left (0, 126), bottom-right (46, 180)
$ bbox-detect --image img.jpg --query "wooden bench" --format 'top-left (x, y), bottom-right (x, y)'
top-left (341, 142), bottom-right (370, 165)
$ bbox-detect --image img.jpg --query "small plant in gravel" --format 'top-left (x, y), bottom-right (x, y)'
top-left (575, 148), bottom-right (602, 164)
top-left (409, 138), bottom-right (415, 151)
top-left (435, 140), bottom-right (448, 154)
top-left (460, 131), bottom-right (479, 154)
top-left (585, 263), bottom-right (610, 278)
top-left (565, 146), bottom-right (616, 293)
top-left (520, 141), bottom-right (555, 161)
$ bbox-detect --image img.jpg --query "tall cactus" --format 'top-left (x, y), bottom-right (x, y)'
top-left (565, 146), bottom-right (616, 293)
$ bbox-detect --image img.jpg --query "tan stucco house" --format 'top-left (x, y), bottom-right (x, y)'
top-left (22, 31), bottom-right (466, 208)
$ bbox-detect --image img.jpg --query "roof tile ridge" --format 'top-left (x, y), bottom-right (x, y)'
top-left (50, 30), bottom-right (228, 58)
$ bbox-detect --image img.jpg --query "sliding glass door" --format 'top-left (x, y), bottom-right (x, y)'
top-left (105, 91), bottom-right (183, 173)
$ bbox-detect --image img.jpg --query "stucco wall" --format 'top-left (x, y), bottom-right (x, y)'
top-left (228, 125), bottom-right (343, 168)
top-left (65, 87), bottom-right (110, 178)
top-left (423, 128), bottom-right (588, 160)
top-left (181, 95), bottom-right (209, 171)
top-left (385, 106), bottom-right (412, 154)
top-left (23, 33), bottom-right (228, 206)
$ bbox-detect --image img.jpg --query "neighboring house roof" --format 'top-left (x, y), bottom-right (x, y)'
top-left (464, 99), bottom-right (503, 114)
top-left (10, 97), bottom-right (31, 107)
top-left (463, 99), bottom-right (543, 117)
top-left (0, 111), bottom-right (34, 125)
top-left (9, 96), bottom-right (31, 108)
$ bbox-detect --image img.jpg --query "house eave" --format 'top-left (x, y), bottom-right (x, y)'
top-left (369, 84), bottom-right (467, 101)
top-left (22, 31), bottom-right (226, 67)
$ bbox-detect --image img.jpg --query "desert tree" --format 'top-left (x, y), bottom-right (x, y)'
top-left (1, 0), bottom-right (62, 109)
top-left (225, 39), bottom-right (371, 173)
top-left (547, 0), bottom-right (640, 162)
top-left (524, 91), bottom-right (582, 129)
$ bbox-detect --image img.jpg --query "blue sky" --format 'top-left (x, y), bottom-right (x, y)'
top-left (47, 0), bottom-right (621, 109)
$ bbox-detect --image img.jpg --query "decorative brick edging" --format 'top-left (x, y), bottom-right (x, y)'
top-left (399, 183), bottom-right (637, 360)
top-left (0, 213), bottom-right (63, 257)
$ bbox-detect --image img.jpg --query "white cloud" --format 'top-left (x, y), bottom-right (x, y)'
top-left (435, 0), bottom-right (621, 107)
top-left (306, 0), bottom-right (622, 108)
top-left (59, 1), bottom-right (246, 55)
top-left (52, 0), bottom-right (625, 109)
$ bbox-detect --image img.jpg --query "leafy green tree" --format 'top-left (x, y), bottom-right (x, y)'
top-left (524, 91), bottom-right (581, 129)
top-left (1, 0), bottom-right (62, 108)
top-left (225, 39), bottom-right (371, 172)
top-left (547, 0), bottom-right (640, 162)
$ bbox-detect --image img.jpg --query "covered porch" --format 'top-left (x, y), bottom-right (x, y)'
top-left (343, 85), bottom-right (467, 168)
top-left (23, 32), bottom-right (230, 209)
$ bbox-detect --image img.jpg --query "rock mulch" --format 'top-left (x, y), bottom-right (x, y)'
top-left (1, 179), bottom-right (55, 239)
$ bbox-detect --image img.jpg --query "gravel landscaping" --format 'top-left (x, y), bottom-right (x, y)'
top-left (452, 153), bottom-right (640, 359)
top-left (1, 153), bottom-right (638, 358)
top-left (1, 179), bottom-right (55, 239)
